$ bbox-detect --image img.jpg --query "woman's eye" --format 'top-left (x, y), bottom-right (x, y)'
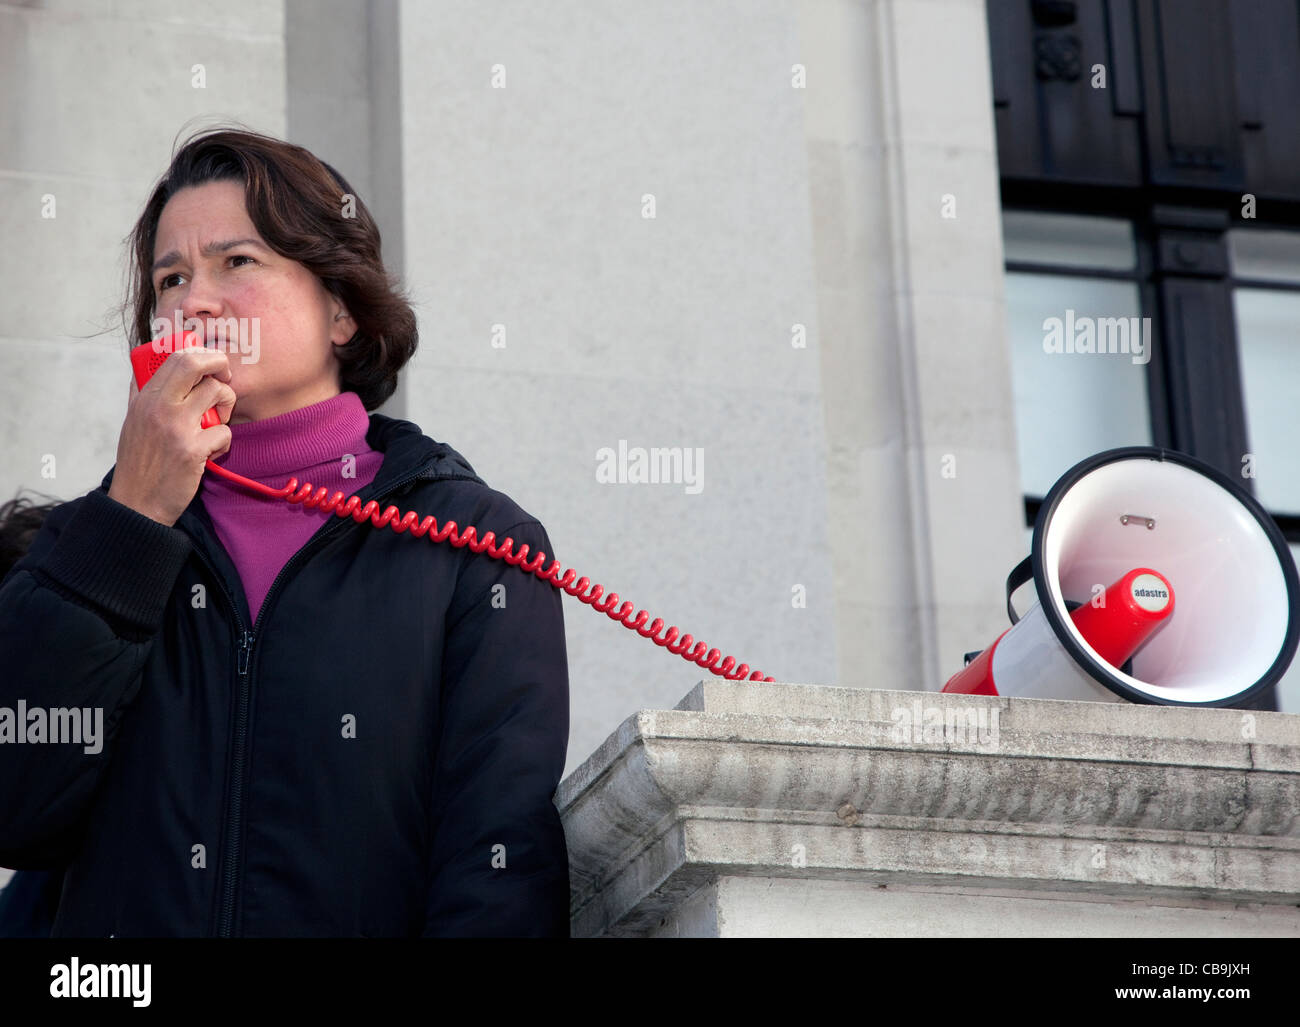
top-left (156, 256), bottom-right (253, 292)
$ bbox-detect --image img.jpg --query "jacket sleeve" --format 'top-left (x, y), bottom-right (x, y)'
top-left (0, 488), bottom-right (193, 869)
top-left (424, 517), bottom-right (572, 937)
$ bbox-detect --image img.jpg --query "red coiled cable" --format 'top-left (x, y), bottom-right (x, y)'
top-left (203, 458), bottom-right (775, 682)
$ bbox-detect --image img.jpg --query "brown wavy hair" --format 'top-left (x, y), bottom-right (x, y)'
top-left (123, 127), bottom-right (417, 411)
top-left (0, 492), bottom-right (60, 582)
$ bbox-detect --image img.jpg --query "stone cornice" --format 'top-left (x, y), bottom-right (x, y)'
top-left (557, 683), bottom-right (1300, 937)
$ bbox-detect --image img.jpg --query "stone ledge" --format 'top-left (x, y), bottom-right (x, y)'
top-left (649, 877), bottom-right (1300, 938)
top-left (557, 682), bottom-right (1300, 937)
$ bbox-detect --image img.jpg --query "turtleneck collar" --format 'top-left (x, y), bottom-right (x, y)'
top-left (206, 391), bottom-right (374, 478)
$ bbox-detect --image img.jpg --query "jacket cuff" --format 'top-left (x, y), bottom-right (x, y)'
top-left (37, 489), bottom-right (193, 637)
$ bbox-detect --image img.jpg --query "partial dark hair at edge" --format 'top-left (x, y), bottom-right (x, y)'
top-left (124, 127), bottom-right (417, 412)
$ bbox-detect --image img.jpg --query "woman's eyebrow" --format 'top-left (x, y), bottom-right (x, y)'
top-left (151, 238), bottom-right (268, 276)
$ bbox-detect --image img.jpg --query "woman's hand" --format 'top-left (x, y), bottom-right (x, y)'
top-left (107, 348), bottom-right (238, 527)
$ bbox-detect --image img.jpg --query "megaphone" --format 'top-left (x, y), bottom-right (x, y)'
top-left (944, 446), bottom-right (1300, 706)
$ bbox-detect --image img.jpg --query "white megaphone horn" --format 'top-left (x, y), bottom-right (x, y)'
top-left (944, 446), bottom-right (1300, 706)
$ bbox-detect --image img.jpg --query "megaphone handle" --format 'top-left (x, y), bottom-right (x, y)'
top-left (1006, 556), bottom-right (1034, 625)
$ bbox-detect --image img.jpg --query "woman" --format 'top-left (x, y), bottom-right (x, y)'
top-left (0, 128), bottom-right (572, 937)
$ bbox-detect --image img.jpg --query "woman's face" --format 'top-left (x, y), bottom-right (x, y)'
top-left (150, 179), bottom-right (354, 425)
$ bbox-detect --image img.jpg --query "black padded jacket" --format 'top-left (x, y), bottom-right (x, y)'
top-left (0, 411), bottom-right (571, 937)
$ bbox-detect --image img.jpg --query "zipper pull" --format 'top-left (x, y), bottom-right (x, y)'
top-left (237, 631), bottom-right (253, 676)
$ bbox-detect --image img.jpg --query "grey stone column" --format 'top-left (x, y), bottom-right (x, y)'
top-left (800, 0), bottom-right (1027, 692)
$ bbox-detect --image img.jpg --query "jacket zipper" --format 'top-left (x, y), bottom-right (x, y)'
top-left (194, 465), bottom-right (440, 937)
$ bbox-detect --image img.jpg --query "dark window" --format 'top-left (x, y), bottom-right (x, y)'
top-left (986, 0), bottom-right (1300, 710)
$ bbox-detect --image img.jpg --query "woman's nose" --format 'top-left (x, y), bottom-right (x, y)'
top-left (180, 272), bottom-right (225, 322)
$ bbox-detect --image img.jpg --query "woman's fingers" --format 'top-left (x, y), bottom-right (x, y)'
top-left (194, 375), bottom-right (239, 424)
top-left (155, 347), bottom-right (233, 402)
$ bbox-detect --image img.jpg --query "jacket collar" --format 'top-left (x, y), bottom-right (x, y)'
top-left (97, 411), bottom-right (485, 547)
top-left (358, 412), bottom-right (485, 495)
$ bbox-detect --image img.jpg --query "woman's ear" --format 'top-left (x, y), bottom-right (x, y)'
top-left (330, 304), bottom-right (355, 344)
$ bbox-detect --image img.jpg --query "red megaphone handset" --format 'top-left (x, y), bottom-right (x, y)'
top-left (130, 332), bottom-right (225, 429)
top-left (131, 332), bottom-right (774, 682)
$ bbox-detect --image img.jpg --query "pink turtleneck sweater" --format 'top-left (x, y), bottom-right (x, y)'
top-left (199, 391), bottom-right (385, 625)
